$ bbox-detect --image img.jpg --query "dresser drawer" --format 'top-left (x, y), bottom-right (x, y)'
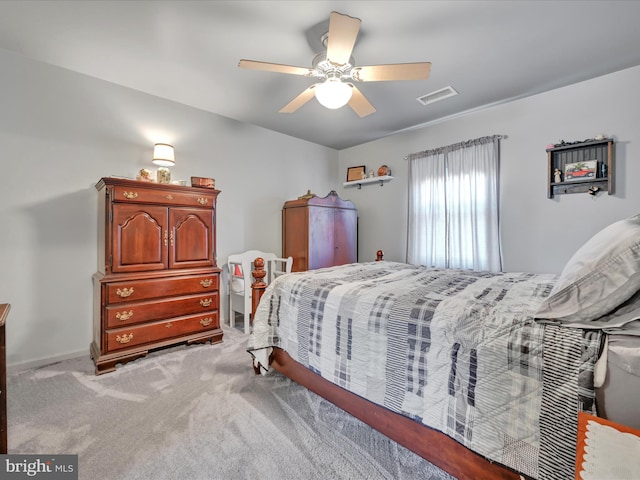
top-left (112, 185), bottom-right (216, 208)
top-left (106, 311), bottom-right (220, 351)
top-left (106, 273), bottom-right (219, 304)
top-left (106, 292), bottom-right (218, 328)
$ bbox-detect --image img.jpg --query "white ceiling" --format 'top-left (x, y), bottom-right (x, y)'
top-left (2, 1), bottom-right (640, 150)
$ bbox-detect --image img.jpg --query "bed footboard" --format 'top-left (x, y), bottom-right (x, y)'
top-left (250, 256), bottom-right (268, 316)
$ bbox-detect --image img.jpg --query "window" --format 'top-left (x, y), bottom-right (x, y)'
top-left (407, 136), bottom-right (502, 272)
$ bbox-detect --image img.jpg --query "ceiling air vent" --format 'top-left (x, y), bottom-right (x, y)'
top-left (417, 86), bottom-right (458, 106)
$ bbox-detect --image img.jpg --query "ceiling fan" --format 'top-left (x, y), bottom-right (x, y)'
top-left (238, 11), bottom-right (432, 117)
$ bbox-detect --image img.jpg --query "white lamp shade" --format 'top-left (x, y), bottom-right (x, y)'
top-left (152, 143), bottom-right (175, 167)
top-left (315, 79), bottom-right (353, 109)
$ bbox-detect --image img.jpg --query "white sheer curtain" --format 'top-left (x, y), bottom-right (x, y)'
top-left (407, 136), bottom-right (502, 272)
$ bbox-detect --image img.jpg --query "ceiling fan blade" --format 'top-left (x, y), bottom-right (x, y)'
top-left (352, 62), bottom-right (432, 82)
top-left (326, 12), bottom-right (361, 66)
top-left (279, 85), bottom-right (318, 113)
top-left (238, 59), bottom-right (312, 76)
top-left (347, 84), bottom-right (376, 118)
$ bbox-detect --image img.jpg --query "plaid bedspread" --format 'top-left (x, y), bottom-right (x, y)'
top-left (247, 261), bottom-right (602, 479)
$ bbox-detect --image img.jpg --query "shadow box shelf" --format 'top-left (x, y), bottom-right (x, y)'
top-left (546, 138), bottom-right (614, 198)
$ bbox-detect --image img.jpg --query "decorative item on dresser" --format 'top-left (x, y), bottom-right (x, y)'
top-left (282, 190), bottom-right (357, 272)
top-left (91, 177), bottom-right (222, 375)
top-left (152, 143), bottom-right (176, 184)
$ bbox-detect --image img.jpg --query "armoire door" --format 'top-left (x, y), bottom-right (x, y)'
top-left (307, 206), bottom-right (335, 270)
top-left (111, 204), bottom-right (168, 273)
top-left (169, 207), bottom-right (215, 269)
top-left (333, 208), bottom-right (358, 266)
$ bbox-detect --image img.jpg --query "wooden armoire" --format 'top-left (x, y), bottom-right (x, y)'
top-left (282, 190), bottom-right (357, 272)
top-left (91, 177), bottom-right (223, 374)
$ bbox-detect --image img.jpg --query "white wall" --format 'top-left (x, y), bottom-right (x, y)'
top-left (0, 49), bottom-right (338, 368)
top-left (339, 65), bottom-right (640, 274)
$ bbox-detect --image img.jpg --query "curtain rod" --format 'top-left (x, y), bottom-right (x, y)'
top-left (405, 134), bottom-right (505, 160)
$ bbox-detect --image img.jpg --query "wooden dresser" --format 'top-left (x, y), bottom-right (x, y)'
top-left (282, 190), bottom-right (357, 272)
top-left (91, 178), bottom-right (223, 375)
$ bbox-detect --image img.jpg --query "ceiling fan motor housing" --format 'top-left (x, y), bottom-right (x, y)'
top-left (312, 52), bottom-right (355, 81)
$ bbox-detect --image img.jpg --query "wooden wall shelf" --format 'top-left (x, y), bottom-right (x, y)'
top-left (344, 175), bottom-right (394, 189)
top-left (546, 139), bottom-right (614, 198)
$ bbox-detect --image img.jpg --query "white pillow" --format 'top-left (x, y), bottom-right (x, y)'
top-left (535, 213), bottom-right (640, 329)
top-left (595, 289), bottom-right (640, 335)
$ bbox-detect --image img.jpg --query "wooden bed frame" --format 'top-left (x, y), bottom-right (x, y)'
top-left (250, 255), bottom-right (523, 480)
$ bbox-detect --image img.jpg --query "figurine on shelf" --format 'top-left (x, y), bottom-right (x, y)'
top-left (554, 168), bottom-right (562, 183)
top-left (377, 165), bottom-right (390, 176)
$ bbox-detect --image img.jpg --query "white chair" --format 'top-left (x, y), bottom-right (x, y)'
top-left (227, 250), bottom-right (292, 334)
top-left (268, 256), bottom-right (293, 283)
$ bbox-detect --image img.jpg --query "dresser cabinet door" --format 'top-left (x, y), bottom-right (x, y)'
top-left (169, 207), bottom-right (215, 269)
top-left (112, 204), bottom-right (168, 273)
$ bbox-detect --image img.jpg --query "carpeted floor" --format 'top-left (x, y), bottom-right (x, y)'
top-left (7, 326), bottom-right (456, 480)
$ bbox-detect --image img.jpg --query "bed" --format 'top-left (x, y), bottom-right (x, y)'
top-left (247, 214), bottom-right (640, 480)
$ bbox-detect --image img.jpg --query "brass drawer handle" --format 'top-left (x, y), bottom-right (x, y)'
top-left (200, 279), bottom-right (213, 288)
top-left (166, 194), bottom-right (174, 200)
top-left (165, 322), bottom-right (173, 328)
top-left (116, 310), bottom-right (134, 321)
top-left (116, 287), bottom-right (134, 298)
top-left (116, 333), bottom-right (133, 344)
top-left (197, 197), bottom-right (208, 205)
top-left (200, 317), bottom-right (213, 327)
top-left (123, 191), bottom-right (138, 199)
top-left (200, 298), bottom-right (212, 307)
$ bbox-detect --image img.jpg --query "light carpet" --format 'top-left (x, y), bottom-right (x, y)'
top-left (7, 326), bottom-right (456, 480)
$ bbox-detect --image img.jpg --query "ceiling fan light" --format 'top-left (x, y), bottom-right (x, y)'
top-left (315, 78), bottom-right (352, 109)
